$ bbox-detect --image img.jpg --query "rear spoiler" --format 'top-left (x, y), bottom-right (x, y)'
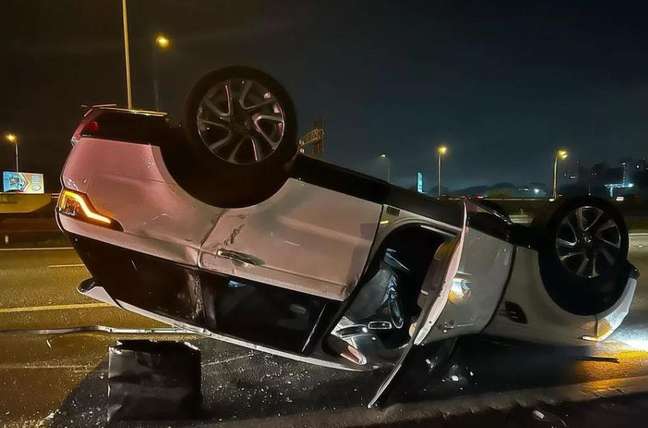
top-left (80, 103), bottom-right (118, 116)
top-left (71, 105), bottom-right (169, 145)
top-left (79, 103), bottom-right (165, 117)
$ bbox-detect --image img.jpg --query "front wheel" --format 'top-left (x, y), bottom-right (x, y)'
top-left (183, 66), bottom-right (298, 208)
top-left (537, 197), bottom-right (629, 315)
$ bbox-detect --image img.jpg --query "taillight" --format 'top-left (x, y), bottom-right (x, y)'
top-left (57, 189), bottom-right (122, 231)
top-left (83, 120), bottom-right (100, 134)
top-left (71, 110), bottom-right (101, 144)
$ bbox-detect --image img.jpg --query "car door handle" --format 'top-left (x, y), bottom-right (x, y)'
top-left (216, 249), bottom-right (265, 266)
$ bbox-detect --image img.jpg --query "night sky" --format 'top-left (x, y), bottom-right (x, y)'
top-left (2, 0), bottom-right (648, 192)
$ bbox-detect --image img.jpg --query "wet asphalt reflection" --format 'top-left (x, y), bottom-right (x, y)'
top-left (0, 234), bottom-right (647, 425)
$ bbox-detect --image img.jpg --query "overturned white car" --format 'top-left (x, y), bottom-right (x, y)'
top-left (56, 66), bottom-right (637, 403)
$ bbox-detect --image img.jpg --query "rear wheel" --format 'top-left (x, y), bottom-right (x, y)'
top-left (183, 66), bottom-right (298, 207)
top-left (538, 197), bottom-right (629, 315)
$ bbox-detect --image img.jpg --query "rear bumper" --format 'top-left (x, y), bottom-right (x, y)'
top-left (58, 137), bottom-right (224, 265)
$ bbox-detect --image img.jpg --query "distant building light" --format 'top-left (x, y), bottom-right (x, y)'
top-left (605, 182), bottom-right (635, 189)
top-left (616, 196), bottom-right (625, 202)
top-left (533, 188), bottom-right (540, 194)
top-left (605, 182), bottom-right (636, 198)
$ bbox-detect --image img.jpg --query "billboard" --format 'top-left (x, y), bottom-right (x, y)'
top-left (2, 171), bottom-right (45, 194)
top-left (417, 172), bottom-right (424, 193)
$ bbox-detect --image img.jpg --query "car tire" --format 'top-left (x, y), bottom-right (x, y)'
top-left (183, 66), bottom-right (298, 208)
top-left (537, 196), bottom-right (629, 315)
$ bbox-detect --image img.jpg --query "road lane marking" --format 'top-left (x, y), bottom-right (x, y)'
top-left (47, 263), bottom-right (86, 269)
top-left (0, 364), bottom-right (96, 370)
top-left (0, 302), bottom-right (110, 314)
top-left (0, 246), bottom-right (74, 251)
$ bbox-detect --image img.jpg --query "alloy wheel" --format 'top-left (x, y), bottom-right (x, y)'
top-left (555, 205), bottom-right (622, 278)
top-left (196, 78), bottom-right (286, 165)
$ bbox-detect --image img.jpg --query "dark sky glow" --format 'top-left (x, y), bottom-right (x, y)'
top-left (2, 0), bottom-right (648, 191)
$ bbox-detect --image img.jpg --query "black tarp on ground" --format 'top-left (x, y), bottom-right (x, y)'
top-left (107, 340), bottom-right (201, 421)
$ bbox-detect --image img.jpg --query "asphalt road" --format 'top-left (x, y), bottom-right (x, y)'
top-left (0, 235), bottom-right (648, 426)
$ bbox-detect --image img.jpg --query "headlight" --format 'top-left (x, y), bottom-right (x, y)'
top-left (57, 189), bottom-right (122, 231)
top-left (448, 277), bottom-right (472, 304)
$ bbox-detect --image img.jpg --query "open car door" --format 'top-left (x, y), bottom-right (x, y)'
top-left (353, 203), bottom-right (467, 406)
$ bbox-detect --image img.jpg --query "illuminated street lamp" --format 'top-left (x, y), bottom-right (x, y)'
top-left (379, 153), bottom-right (391, 183)
top-left (437, 145), bottom-right (448, 197)
top-left (552, 149), bottom-right (568, 199)
top-left (4, 132), bottom-right (19, 172)
top-left (155, 34), bottom-right (171, 49)
top-left (153, 33), bottom-right (171, 111)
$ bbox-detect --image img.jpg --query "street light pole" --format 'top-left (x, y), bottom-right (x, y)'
top-left (121, 0), bottom-right (133, 109)
top-left (14, 142), bottom-right (19, 172)
top-left (4, 133), bottom-right (19, 172)
top-left (152, 48), bottom-right (160, 111)
top-left (437, 145), bottom-right (447, 197)
top-left (552, 156), bottom-right (558, 199)
top-left (438, 152), bottom-right (442, 197)
top-left (380, 154), bottom-right (391, 183)
top-left (152, 34), bottom-right (170, 111)
top-left (552, 149), bottom-right (568, 199)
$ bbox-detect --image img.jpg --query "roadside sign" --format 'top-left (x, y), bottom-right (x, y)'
top-left (2, 171), bottom-right (45, 194)
top-left (301, 128), bottom-right (324, 146)
top-left (299, 120), bottom-right (325, 157)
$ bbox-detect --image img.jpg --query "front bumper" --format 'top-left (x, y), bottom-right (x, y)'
top-left (583, 265), bottom-right (639, 342)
